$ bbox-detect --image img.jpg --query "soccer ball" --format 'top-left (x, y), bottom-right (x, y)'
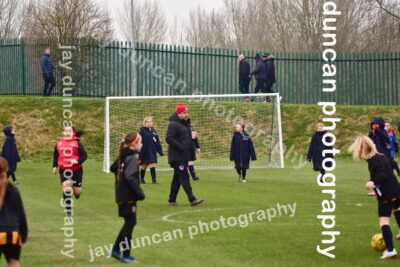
top-left (371, 234), bottom-right (386, 251)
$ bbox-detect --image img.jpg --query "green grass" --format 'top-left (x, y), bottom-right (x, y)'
top-left (14, 158), bottom-right (400, 267)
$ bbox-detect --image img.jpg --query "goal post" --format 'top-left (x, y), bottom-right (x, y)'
top-left (103, 93), bottom-right (284, 173)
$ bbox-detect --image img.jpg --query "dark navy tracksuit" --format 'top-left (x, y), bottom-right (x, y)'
top-left (1, 127), bottom-right (20, 182)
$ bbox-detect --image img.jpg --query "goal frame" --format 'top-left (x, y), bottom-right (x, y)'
top-left (103, 93), bottom-right (284, 173)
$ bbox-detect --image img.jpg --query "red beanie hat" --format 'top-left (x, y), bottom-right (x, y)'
top-left (176, 103), bottom-right (189, 114)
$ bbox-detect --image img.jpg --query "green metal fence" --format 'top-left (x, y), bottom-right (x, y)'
top-left (0, 38), bottom-right (399, 105)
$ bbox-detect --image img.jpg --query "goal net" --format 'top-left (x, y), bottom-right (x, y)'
top-left (103, 93), bottom-right (284, 172)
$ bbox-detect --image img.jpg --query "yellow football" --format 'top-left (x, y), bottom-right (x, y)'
top-left (371, 233), bottom-right (386, 251)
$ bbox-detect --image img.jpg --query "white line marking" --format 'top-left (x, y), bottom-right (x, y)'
top-left (161, 207), bottom-right (252, 224)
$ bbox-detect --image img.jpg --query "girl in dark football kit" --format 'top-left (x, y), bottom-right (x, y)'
top-left (307, 123), bottom-right (333, 182)
top-left (2, 126), bottom-right (21, 184)
top-left (110, 132), bottom-right (145, 263)
top-left (139, 117), bottom-right (163, 184)
top-left (53, 127), bottom-right (87, 216)
top-left (0, 157), bottom-right (28, 267)
top-left (230, 124), bottom-right (257, 183)
top-left (349, 136), bottom-right (400, 260)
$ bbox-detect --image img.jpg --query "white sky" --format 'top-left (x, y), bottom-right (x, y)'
top-left (102, 0), bottom-right (225, 40)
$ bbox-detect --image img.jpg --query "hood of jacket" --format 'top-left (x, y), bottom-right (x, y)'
top-left (264, 55), bottom-right (275, 62)
top-left (119, 147), bottom-right (137, 160)
top-left (370, 117), bottom-right (385, 130)
top-left (140, 126), bottom-right (151, 132)
top-left (3, 126), bottom-right (13, 137)
top-left (234, 131), bottom-right (249, 137)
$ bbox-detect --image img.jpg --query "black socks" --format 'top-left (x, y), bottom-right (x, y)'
top-left (150, 167), bottom-right (156, 183)
top-left (7, 172), bottom-right (17, 183)
top-left (140, 169), bottom-right (146, 183)
top-left (382, 225), bottom-right (394, 252)
top-left (141, 168), bottom-right (157, 183)
top-left (241, 168), bottom-right (247, 179)
top-left (394, 210), bottom-right (400, 229)
top-left (236, 168), bottom-right (247, 179)
top-left (236, 169), bottom-right (241, 176)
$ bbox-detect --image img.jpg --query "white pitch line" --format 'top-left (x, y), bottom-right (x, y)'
top-left (161, 207), bottom-right (252, 224)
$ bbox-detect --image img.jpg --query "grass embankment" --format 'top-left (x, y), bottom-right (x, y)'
top-left (0, 96), bottom-right (399, 162)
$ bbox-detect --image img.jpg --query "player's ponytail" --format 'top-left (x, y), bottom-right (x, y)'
top-left (0, 157), bottom-right (9, 210)
top-left (117, 132), bottom-right (139, 180)
top-left (74, 129), bottom-right (85, 138)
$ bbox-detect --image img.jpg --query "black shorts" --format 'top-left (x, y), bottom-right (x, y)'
top-left (59, 168), bottom-right (83, 188)
top-left (0, 244), bottom-right (21, 262)
top-left (378, 196), bottom-right (400, 217)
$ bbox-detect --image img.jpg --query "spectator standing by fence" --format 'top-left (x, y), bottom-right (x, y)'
top-left (40, 47), bottom-right (55, 97)
top-left (263, 52), bottom-right (276, 94)
top-left (238, 55), bottom-right (251, 100)
top-left (250, 53), bottom-right (266, 95)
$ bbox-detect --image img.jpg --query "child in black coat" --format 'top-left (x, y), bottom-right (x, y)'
top-left (349, 136), bottom-right (400, 260)
top-left (230, 124), bottom-right (257, 183)
top-left (188, 126), bottom-right (200, 181)
top-left (110, 132), bottom-right (145, 263)
top-left (0, 157), bottom-right (28, 267)
top-left (1, 126), bottom-right (21, 184)
top-left (139, 117), bottom-right (163, 184)
top-left (307, 123), bottom-right (333, 181)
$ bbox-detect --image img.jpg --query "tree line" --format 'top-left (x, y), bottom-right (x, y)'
top-left (0, 0), bottom-right (399, 52)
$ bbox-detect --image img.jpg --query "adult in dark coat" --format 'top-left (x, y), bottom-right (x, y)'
top-left (165, 103), bottom-right (203, 206)
top-left (263, 52), bottom-right (276, 93)
top-left (307, 123), bottom-right (333, 177)
top-left (40, 47), bottom-right (56, 96)
top-left (368, 117), bottom-right (391, 157)
top-left (250, 53), bottom-right (267, 94)
top-left (1, 126), bottom-right (20, 184)
top-left (138, 117), bottom-right (163, 184)
top-left (238, 54), bottom-right (251, 95)
top-left (230, 125), bottom-right (257, 182)
top-left (110, 132), bottom-right (145, 263)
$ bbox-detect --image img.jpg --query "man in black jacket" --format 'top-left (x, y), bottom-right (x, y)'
top-left (250, 53), bottom-right (266, 94)
top-left (40, 47), bottom-right (56, 97)
top-left (263, 51), bottom-right (276, 94)
top-left (166, 103), bottom-right (203, 206)
top-left (238, 55), bottom-right (251, 96)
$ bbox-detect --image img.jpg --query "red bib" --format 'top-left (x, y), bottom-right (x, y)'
top-left (56, 139), bottom-right (81, 171)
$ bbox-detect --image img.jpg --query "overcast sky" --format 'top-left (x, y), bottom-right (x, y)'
top-left (102, 0), bottom-right (225, 39)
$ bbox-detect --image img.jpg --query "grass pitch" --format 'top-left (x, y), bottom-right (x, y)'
top-left (13, 159), bottom-right (400, 267)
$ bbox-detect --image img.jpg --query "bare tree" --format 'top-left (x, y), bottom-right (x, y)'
top-left (23, 0), bottom-right (112, 42)
top-left (373, 0), bottom-right (400, 20)
top-left (182, 0), bottom-right (399, 52)
top-left (0, 0), bottom-right (24, 38)
top-left (169, 16), bottom-right (187, 45)
top-left (118, 0), bottom-right (167, 43)
top-left (185, 6), bottom-right (233, 48)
